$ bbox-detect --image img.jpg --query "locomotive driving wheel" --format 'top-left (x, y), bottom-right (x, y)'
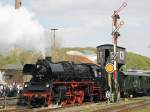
top-left (60, 100), bottom-right (67, 107)
top-left (69, 96), bottom-right (76, 106)
top-left (90, 95), bottom-right (94, 102)
top-left (76, 91), bottom-right (84, 105)
top-left (46, 96), bottom-right (52, 106)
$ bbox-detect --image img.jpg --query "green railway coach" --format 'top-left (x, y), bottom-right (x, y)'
top-left (119, 71), bottom-right (150, 97)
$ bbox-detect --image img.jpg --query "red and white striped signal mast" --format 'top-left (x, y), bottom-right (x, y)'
top-left (111, 2), bottom-right (127, 102)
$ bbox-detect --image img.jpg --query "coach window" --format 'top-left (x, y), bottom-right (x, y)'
top-left (139, 76), bottom-right (142, 88)
top-left (148, 78), bottom-right (150, 84)
top-left (145, 77), bottom-right (148, 84)
top-left (105, 49), bottom-right (110, 64)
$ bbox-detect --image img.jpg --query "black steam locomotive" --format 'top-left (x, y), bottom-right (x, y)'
top-left (19, 57), bottom-right (107, 107)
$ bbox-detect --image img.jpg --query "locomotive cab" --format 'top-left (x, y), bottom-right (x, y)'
top-left (97, 44), bottom-right (126, 99)
top-left (97, 44), bottom-right (126, 67)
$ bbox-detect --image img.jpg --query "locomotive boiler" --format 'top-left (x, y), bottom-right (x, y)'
top-left (19, 57), bottom-right (107, 107)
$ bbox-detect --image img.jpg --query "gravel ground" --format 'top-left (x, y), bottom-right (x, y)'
top-left (0, 97), bottom-right (150, 112)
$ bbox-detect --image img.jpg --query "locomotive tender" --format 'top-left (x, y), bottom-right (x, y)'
top-left (20, 57), bottom-right (107, 107)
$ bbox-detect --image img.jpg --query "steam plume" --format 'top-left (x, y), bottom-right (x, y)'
top-left (0, 4), bottom-right (49, 57)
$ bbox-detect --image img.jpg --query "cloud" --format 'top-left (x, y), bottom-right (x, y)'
top-left (0, 3), bottom-right (50, 56)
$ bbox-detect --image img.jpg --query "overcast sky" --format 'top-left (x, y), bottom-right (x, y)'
top-left (0, 0), bottom-right (150, 57)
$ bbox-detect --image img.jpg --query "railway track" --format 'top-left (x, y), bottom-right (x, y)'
top-left (44, 99), bottom-right (150, 112)
top-left (0, 97), bottom-right (150, 112)
top-left (95, 100), bottom-right (150, 112)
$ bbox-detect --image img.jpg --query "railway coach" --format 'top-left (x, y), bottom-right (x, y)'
top-left (119, 71), bottom-right (150, 97)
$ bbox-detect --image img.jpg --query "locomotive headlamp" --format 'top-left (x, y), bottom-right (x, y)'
top-left (24, 84), bottom-right (28, 88)
top-left (46, 84), bottom-right (50, 88)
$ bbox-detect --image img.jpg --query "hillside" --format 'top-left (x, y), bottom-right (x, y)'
top-left (0, 47), bottom-right (150, 70)
top-left (57, 48), bottom-right (150, 70)
top-left (126, 52), bottom-right (150, 70)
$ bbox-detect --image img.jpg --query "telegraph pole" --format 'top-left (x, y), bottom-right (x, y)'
top-left (111, 2), bottom-right (127, 102)
top-left (50, 28), bottom-right (58, 61)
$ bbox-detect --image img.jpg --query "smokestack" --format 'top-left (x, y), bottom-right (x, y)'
top-left (15, 0), bottom-right (22, 9)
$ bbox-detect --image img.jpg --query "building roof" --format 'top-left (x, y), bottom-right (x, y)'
top-left (97, 44), bottom-right (125, 49)
top-left (123, 71), bottom-right (150, 77)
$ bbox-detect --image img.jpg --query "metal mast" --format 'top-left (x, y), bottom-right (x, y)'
top-left (111, 2), bottom-right (127, 102)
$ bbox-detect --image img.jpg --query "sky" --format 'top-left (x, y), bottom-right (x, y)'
top-left (0, 0), bottom-right (150, 57)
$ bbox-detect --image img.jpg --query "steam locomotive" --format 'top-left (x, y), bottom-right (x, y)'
top-left (19, 57), bottom-right (107, 107)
